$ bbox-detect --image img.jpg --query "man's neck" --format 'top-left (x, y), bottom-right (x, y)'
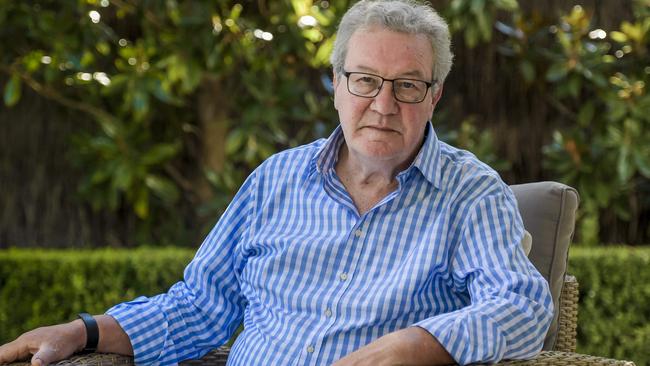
top-left (336, 144), bottom-right (406, 185)
top-left (334, 144), bottom-right (412, 214)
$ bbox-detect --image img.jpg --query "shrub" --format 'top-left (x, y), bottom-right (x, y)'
top-left (570, 246), bottom-right (650, 365)
top-left (0, 248), bottom-right (194, 343)
top-left (3, 1), bottom-right (648, 247)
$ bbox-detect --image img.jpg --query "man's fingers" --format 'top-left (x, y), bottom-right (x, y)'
top-left (1, 323), bottom-right (82, 365)
top-left (0, 341), bottom-right (32, 363)
top-left (31, 355), bottom-right (44, 366)
top-left (31, 346), bottom-right (59, 366)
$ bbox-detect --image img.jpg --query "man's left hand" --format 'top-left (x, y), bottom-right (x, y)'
top-left (330, 326), bottom-right (454, 366)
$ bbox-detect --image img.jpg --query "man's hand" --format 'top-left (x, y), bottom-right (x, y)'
top-left (0, 315), bottom-right (133, 366)
top-left (331, 326), bottom-right (454, 366)
top-left (0, 321), bottom-right (86, 366)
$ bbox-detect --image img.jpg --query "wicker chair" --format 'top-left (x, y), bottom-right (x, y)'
top-left (2, 182), bottom-right (637, 366)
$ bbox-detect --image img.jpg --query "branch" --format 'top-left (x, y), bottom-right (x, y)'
top-left (258, 0), bottom-right (269, 17)
top-left (544, 94), bottom-right (578, 122)
top-left (0, 64), bottom-right (119, 125)
top-left (164, 164), bottom-right (194, 193)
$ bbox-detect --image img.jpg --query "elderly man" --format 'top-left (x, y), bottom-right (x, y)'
top-left (0, 0), bottom-right (553, 365)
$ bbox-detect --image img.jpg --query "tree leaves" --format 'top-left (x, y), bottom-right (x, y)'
top-left (141, 143), bottom-right (181, 166)
top-left (446, 0), bottom-right (520, 48)
top-left (3, 74), bottom-right (21, 107)
top-left (145, 175), bottom-right (179, 204)
top-left (2, 0), bottom-right (648, 246)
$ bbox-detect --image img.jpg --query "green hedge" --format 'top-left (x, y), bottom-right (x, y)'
top-left (0, 248), bottom-right (194, 343)
top-left (1, 247), bottom-right (648, 364)
top-left (569, 247), bottom-right (650, 365)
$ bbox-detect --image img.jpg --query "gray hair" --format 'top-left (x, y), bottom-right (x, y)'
top-left (330, 0), bottom-right (453, 84)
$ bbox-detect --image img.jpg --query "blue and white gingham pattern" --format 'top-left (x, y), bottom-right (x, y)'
top-left (107, 122), bottom-right (553, 365)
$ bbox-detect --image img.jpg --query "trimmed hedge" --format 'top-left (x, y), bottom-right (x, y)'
top-left (0, 248), bottom-right (194, 343)
top-left (1, 247), bottom-right (648, 364)
top-left (569, 247), bottom-right (650, 365)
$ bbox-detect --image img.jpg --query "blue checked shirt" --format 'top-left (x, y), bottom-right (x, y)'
top-left (107, 122), bottom-right (553, 365)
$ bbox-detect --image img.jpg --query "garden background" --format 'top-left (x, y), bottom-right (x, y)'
top-left (1, 0), bottom-right (649, 364)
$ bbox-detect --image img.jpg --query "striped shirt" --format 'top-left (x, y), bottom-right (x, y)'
top-left (107, 122), bottom-right (553, 365)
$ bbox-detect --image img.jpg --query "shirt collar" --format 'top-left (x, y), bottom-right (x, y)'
top-left (307, 122), bottom-right (442, 189)
top-left (307, 126), bottom-right (345, 178)
top-left (410, 121), bottom-right (442, 188)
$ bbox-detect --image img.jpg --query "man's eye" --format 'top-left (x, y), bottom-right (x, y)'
top-left (397, 81), bottom-right (417, 89)
top-left (357, 76), bottom-right (376, 84)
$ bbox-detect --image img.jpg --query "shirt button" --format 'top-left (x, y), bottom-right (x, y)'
top-left (325, 308), bottom-right (332, 317)
top-left (339, 272), bottom-right (348, 281)
top-left (354, 229), bottom-right (363, 237)
top-left (307, 345), bottom-right (315, 353)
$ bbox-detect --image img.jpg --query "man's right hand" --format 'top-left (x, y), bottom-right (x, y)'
top-left (0, 315), bottom-right (133, 366)
top-left (0, 320), bottom-right (86, 366)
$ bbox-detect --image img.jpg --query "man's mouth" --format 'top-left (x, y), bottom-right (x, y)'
top-left (362, 126), bottom-right (398, 133)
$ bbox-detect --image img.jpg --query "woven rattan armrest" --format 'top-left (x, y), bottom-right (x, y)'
top-left (1, 349), bottom-right (636, 366)
top-left (554, 274), bottom-right (578, 353)
top-left (0, 348), bottom-right (229, 366)
top-left (495, 351), bottom-right (636, 365)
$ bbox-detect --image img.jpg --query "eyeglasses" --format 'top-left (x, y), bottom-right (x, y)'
top-left (343, 71), bottom-right (435, 104)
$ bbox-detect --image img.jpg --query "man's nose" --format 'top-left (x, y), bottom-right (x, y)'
top-left (371, 81), bottom-right (398, 115)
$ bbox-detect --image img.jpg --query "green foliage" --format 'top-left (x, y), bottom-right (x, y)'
top-left (1, 0), bottom-right (649, 246)
top-left (0, 0), bottom-right (519, 246)
top-left (3, 74), bottom-right (21, 107)
top-left (496, 3), bottom-right (650, 244)
top-left (0, 248), bottom-right (194, 343)
top-left (0, 0), bottom-right (350, 244)
top-left (437, 116), bottom-right (512, 172)
top-left (445, 0), bottom-right (519, 48)
top-left (570, 247), bottom-right (650, 365)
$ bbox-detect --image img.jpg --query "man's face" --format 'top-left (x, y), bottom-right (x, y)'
top-left (333, 27), bottom-right (441, 164)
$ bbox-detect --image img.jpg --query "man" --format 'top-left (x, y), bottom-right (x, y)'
top-left (0, 1), bottom-right (553, 365)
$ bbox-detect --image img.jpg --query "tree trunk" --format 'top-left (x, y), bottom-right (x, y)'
top-left (194, 76), bottom-right (230, 204)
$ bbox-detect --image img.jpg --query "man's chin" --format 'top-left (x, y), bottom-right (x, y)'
top-left (356, 144), bottom-right (402, 161)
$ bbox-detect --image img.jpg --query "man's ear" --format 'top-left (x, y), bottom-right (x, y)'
top-left (431, 83), bottom-right (444, 110)
top-left (332, 71), bottom-right (339, 110)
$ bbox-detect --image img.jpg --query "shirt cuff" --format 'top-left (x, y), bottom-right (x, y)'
top-left (106, 296), bottom-right (178, 365)
top-left (413, 308), bottom-right (507, 365)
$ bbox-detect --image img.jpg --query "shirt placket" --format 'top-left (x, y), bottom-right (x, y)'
top-left (300, 164), bottom-right (406, 364)
top-left (298, 218), bottom-right (370, 365)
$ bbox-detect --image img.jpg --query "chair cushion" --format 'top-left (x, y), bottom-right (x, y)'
top-left (509, 181), bottom-right (579, 350)
top-left (521, 230), bottom-right (532, 256)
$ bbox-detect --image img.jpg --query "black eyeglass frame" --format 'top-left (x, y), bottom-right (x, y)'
top-left (343, 71), bottom-right (436, 104)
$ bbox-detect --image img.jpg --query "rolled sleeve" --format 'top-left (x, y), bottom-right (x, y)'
top-left (414, 186), bottom-right (554, 365)
top-left (106, 172), bottom-right (257, 365)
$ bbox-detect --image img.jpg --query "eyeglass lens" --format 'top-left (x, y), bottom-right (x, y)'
top-left (346, 72), bottom-right (429, 103)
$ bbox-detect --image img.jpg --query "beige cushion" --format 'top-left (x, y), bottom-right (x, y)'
top-left (509, 182), bottom-right (579, 350)
top-left (521, 230), bottom-right (532, 256)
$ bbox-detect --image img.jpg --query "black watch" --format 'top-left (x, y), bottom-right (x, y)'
top-left (77, 313), bottom-right (99, 353)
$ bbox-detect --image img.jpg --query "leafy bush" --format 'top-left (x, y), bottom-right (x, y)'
top-left (2, 247), bottom-right (650, 364)
top-left (1, 1), bottom-right (648, 246)
top-left (0, 248), bottom-right (194, 343)
top-left (570, 246), bottom-right (650, 365)
top-left (497, 3), bottom-right (650, 244)
top-left (0, 1), bottom-right (347, 245)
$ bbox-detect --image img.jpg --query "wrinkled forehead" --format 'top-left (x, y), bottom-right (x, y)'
top-left (345, 27), bottom-right (435, 80)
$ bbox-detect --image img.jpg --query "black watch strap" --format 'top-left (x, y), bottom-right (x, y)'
top-left (77, 313), bottom-right (99, 353)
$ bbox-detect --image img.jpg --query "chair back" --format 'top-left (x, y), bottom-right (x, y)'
top-left (509, 181), bottom-right (580, 350)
